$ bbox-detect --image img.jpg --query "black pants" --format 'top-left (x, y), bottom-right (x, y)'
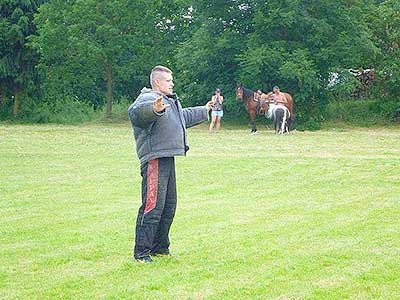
top-left (134, 157), bottom-right (177, 259)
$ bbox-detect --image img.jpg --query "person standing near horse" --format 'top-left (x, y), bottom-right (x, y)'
top-left (209, 88), bottom-right (224, 132)
top-left (128, 65), bottom-right (213, 263)
top-left (271, 86), bottom-right (288, 105)
top-left (254, 89), bottom-right (262, 102)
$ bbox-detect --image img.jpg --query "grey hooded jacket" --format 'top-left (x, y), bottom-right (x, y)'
top-left (128, 88), bottom-right (208, 163)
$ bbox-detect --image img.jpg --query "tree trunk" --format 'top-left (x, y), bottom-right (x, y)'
top-left (13, 91), bottom-right (20, 117)
top-left (105, 63), bottom-right (113, 118)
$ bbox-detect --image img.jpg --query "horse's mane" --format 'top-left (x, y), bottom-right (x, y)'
top-left (242, 87), bottom-right (254, 100)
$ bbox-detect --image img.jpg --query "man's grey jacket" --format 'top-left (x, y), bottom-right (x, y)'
top-left (128, 88), bottom-right (208, 164)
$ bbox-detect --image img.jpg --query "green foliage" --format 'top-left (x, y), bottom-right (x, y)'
top-left (368, 0), bottom-right (400, 98)
top-left (327, 70), bottom-right (361, 100)
top-left (175, 24), bottom-right (245, 108)
top-left (17, 95), bottom-right (95, 124)
top-left (1, 0), bottom-right (400, 126)
top-left (0, 0), bottom-right (43, 116)
top-left (94, 96), bottom-right (132, 123)
top-left (173, 0), bottom-right (388, 127)
top-left (297, 117), bottom-right (322, 131)
top-left (0, 96), bottom-right (12, 119)
top-left (175, 1), bottom-right (253, 110)
top-left (236, 0), bottom-right (379, 126)
top-left (369, 99), bottom-right (400, 122)
top-left (325, 99), bottom-right (400, 126)
top-left (31, 0), bottom-right (172, 116)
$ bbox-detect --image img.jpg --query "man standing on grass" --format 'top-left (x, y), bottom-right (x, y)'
top-left (128, 66), bottom-right (212, 263)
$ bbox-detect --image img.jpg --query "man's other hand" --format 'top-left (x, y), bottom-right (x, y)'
top-left (153, 96), bottom-right (170, 113)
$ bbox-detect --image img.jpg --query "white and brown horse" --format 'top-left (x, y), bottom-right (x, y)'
top-left (266, 103), bottom-right (291, 134)
top-left (236, 85), bottom-right (295, 132)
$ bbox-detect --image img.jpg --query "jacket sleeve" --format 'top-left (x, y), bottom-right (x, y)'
top-left (128, 99), bottom-right (164, 129)
top-left (182, 106), bottom-right (208, 128)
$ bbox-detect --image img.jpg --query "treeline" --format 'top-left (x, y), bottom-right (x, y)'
top-left (1, 0), bottom-right (399, 127)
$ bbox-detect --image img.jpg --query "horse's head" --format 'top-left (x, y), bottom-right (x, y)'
top-left (235, 85), bottom-right (244, 102)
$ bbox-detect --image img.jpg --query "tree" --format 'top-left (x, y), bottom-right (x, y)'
top-left (369, 0), bottom-right (400, 98)
top-left (32, 0), bottom-right (168, 117)
top-left (0, 0), bottom-right (45, 117)
top-left (237, 0), bottom-right (379, 126)
top-left (174, 0), bottom-right (256, 112)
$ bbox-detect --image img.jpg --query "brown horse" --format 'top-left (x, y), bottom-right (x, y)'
top-left (236, 85), bottom-right (295, 132)
top-left (235, 85), bottom-right (259, 133)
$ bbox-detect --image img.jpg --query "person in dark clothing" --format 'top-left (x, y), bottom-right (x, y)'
top-left (128, 66), bottom-right (212, 263)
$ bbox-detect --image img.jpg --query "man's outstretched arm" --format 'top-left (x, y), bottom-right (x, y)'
top-left (128, 96), bottom-right (170, 128)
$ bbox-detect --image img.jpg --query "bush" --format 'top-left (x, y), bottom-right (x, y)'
top-left (1, 95), bottom-right (136, 125)
top-left (327, 70), bottom-right (361, 100)
top-left (325, 98), bottom-right (400, 126)
top-left (369, 100), bottom-right (400, 122)
top-left (93, 96), bottom-right (132, 123)
top-left (0, 100), bottom-right (13, 121)
top-left (108, 96), bottom-right (132, 121)
top-left (17, 96), bottom-right (95, 124)
top-left (296, 116), bottom-right (322, 131)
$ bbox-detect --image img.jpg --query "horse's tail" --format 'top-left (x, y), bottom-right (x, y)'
top-left (280, 108), bottom-right (286, 134)
top-left (266, 105), bottom-right (273, 119)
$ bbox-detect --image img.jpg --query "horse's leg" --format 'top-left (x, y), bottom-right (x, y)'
top-left (250, 111), bottom-right (257, 133)
top-left (281, 110), bottom-right (287, 134)
top-left (284, 112), bottom-right (289, 133)
top-left (275, 110), bottom-right (283, 134)
top-left (278, 116), bottom-right (283, 134)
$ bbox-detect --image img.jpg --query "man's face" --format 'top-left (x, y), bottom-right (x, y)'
top-left (156, 72), bottom-right (174, 95)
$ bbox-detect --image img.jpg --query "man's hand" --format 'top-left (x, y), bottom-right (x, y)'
top-left (205, 100), bottom-right (214, 111)
top-left (153, 96), bottom-right (170, 113)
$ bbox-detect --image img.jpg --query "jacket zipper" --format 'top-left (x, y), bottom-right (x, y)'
top-left (171, 98), bottom-right (187, 152)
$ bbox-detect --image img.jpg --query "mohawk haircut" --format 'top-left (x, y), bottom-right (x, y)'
top-left (150, 66), bottom-right (173, 88)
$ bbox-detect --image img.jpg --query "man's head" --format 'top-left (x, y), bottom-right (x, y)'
top-left (273, 86), bottom-right (280, 93)
top-left (150, 66), bottom-right (174, 95)
top-left (215, 88), bottom-right (221, 94)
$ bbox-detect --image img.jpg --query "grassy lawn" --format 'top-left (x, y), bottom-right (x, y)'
top-left (0, 123), bottom-right (399, 300)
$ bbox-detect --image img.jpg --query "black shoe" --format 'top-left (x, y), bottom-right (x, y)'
top-left (135, 256), bottom-right (153, 263)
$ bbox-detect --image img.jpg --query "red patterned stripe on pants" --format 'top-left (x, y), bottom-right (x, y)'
top-left (144, 159), bottom-right (158, 214)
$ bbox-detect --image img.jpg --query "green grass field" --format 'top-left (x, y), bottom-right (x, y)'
top-left (1, 123), bottom-right (399, 300)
